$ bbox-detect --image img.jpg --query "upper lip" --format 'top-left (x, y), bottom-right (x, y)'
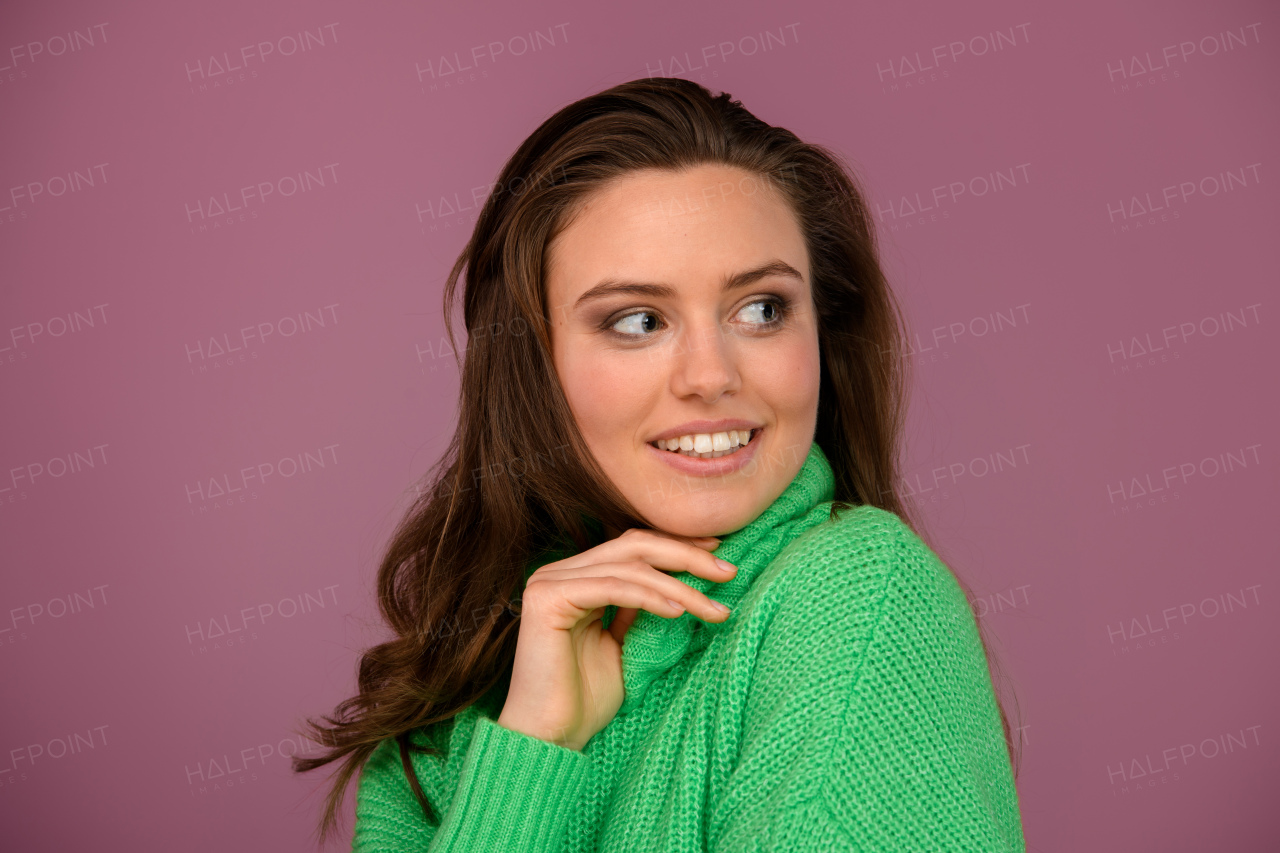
top-left (647, 419), bottom-right (764, 444)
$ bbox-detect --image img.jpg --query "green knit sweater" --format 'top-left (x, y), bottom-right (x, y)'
top-left (351, 441), bottom-right (1026, 851)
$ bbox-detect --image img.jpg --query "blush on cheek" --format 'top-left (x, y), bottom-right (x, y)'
top-left (752, 342), bottom-right (818, 397)
top-left (560, 347), bottom-right (658, 459)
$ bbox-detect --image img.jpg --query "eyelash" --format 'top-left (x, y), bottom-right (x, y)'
top-left (601, 296), bottom-right (794, 341)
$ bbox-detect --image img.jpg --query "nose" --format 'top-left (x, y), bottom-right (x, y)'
top-left (668, 317), bottom-right (741, 402)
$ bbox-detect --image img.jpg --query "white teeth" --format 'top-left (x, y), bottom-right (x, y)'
top-left (652, 429), bottom-right (757, 458)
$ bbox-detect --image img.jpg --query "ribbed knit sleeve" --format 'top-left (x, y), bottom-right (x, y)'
top-left (352, 713), bottom-right (594, 852)
top-left (708, 506), bottom-right (1025, 852)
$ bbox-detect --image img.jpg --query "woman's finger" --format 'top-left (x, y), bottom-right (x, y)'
top-left (532, 560), bottom-right (730, 622)
top-left (548, 529), bottom-right (737, 584)
top-left (525, 573), bottom-right (728, 628)
top-left (607, 605), bottom-right (640, 645)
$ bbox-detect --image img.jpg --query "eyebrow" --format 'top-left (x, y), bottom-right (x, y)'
top-left (572, 259), bottom-right (805, 310)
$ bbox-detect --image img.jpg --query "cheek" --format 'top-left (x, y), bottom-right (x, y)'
top-left (558, 347), bottom-right (647, 437)
top-left (752, 336), bottom-right (821, 412)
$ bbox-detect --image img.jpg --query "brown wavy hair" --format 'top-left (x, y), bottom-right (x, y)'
top-left (292, 76), bottom-right (1023, 845)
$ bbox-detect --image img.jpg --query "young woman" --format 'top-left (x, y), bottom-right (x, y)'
top-left (295, 77), bottom-right (1026, 851)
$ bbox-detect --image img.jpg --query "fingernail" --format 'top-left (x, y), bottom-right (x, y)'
top-left (715, 559), bottom-right (737, 574)
top-left (711, 601), bottom-right (730, 612)
top-left (666, 598), bottom-right (685, 612)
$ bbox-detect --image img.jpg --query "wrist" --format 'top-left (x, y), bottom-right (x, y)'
top-left (495, 711), bottom-right (581, 751)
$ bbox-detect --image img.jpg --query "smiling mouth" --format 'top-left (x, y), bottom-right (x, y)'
top-left (648, 428), bottom-right (759, 459)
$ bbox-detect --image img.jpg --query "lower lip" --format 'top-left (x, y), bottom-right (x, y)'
top-left (646, 428), bottom-right (763, 477)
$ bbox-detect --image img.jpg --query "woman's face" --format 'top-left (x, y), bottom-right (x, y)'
top-left (546, 163), bottom-right (821, 539)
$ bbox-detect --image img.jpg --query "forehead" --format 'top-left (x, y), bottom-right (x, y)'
top-left (545, 165), bottom-right (807, 302)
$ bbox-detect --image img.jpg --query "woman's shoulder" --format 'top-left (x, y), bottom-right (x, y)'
top-left (776, 502), bottom-right (953, 589)
top-left (763, 502), bottom-right (971, 637)
top-left (737, 503), bottom-right (989, 726)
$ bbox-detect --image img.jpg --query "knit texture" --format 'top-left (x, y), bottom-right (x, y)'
top-left (351, 441), bottom-right (1026, 851)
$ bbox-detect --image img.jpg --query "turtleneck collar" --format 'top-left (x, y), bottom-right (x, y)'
top-left (610, 440), bottom-right (836, 715)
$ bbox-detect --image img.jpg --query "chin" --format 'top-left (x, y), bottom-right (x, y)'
top-left (643, 496), bottom-right (752, 539)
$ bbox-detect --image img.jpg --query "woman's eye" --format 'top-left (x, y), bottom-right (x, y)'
top-left (737, 299), bottom-right (784, 326)
top-left (611, 311), bottom-right (662, 336)
top-left (607, 298), bottom-right (789, 339)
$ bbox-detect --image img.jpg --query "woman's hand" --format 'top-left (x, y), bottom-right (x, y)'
top-left (496, 528), bottom-right (737, 751)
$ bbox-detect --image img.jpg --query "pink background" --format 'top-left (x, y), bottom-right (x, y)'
top-left (2, 0), bottom-right (1276, 850)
